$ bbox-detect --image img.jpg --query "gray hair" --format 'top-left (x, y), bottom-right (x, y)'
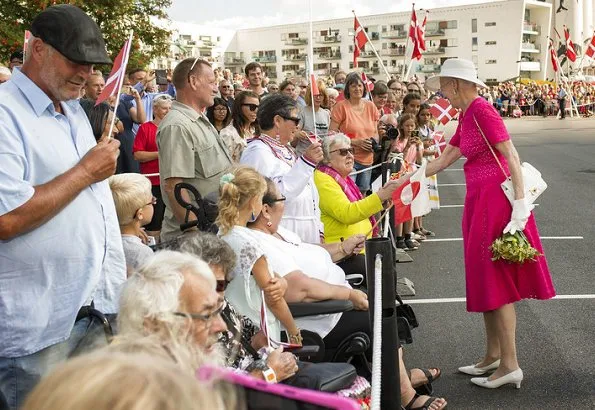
top-left (118, 250), bottom-right (216, 335)
top-left (178, 232), bottom-right (237, 280)
top-left (325, 88), bottom-right (339, 98)
top-left (153, 94), bottom-right (172, 108)
top-left (321, 133), bottom-right (351, 164)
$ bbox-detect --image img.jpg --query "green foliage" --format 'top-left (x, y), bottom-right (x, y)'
top-left (0, 0), bottom-right (172, 70)
top-left (490, 231), bottom-right (541, 264)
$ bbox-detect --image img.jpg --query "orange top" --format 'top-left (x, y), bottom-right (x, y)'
top-left (331, 100), bottom-right (380, 166)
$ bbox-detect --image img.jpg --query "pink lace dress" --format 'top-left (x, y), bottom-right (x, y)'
top-left (449, 97), bottom-right (556, 312)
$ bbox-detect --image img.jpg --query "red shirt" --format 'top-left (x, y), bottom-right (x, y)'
top-left (133, 121), bottom-right (160, 185)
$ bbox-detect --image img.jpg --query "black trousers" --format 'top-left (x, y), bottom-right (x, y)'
top-left (559, 98), bottom-right (566, 118)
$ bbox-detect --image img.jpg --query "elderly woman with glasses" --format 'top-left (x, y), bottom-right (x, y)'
top-left (314, 133), bottom-right (406, 245)
top-left (220, 91), bottom-right (260, 162)
top-left (240, 94), bottom-right (324, 244)
top-left (329, 72), bottom-right (381, 194)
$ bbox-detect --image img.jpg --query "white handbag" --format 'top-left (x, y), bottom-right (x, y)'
top-left (473, 116), bottom-right (547, 206)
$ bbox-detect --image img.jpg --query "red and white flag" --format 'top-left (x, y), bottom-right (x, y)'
top-left (361, 72), bottom-right (374, 92)
top-left (549, 39), bottom-right (559, 72)
top-left (95, 38), bottom-right (132, 105)
top-left (23, 30), bottom-right (31, 58)
top-left (417, 11), bottom-right (428, 51)
top-left (393, 161), bottom-right (430, 224)
top-left (310, 73), bottom-right (319, 96)
top-left (585, 32), bottom-right (595, 59)
top-left (408, 6), bottom-right (423, 61)
top-left (430, 98), bottom-right (458, 125)
top-left (353, 16), bottom-right (368, 67)
top-left (431, 131), bottom-right (446, 158)
top-left (564, 26), bottom-right (577, 62)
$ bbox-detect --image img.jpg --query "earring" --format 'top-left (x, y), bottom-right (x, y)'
top-left (266, 221), bottom-right (272, 227)
top-left (248, 211), bottom-right (258, 223)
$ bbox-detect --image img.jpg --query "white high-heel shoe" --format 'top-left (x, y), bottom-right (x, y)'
top-left (458, 359), bottom-right (500, 376)
top-left (470, 368), bottom-right (523, 389)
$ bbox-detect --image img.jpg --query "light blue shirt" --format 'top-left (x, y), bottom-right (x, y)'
top-left (0, 69), bottom-right (126, 357)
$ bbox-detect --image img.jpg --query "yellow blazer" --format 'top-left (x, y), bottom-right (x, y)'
top-left (314, 170), bottom-right (384, 244)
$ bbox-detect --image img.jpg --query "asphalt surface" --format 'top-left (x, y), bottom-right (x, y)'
top-left (396, 117), bottom-right (595, 409)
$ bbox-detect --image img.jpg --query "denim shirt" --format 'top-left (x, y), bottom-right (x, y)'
top-left (0, 69), bottom-right (125, 357)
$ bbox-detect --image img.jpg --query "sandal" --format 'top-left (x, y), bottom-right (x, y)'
top-left (408, 368), bottom-right (442, 395)
top-left (404, 393), bottom-right (447, 410)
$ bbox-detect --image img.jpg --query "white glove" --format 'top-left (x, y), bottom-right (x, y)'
top-left (503, 198), bottom-right (534, 234)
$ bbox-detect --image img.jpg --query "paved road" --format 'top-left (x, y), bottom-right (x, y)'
top-left (398, 117), bottom-right (595, 409)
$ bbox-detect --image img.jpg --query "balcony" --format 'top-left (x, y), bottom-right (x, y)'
top-left (224, 57), bottom-right (245, 65)
top-left (520, 43), bottom-right (540, 53)
top-left (424, 46), bottom-right (445, 54)
top-left (425, 29), bottom-right (445, 37)
top-left (382, 30), bottom-right (407, 39)
top-left (388, 65), bottom-right (405, 74)
top-left (318, 52), bottom-right (342, 60)
top-left (381, 48), bottom-right (406, 56)
top-left (369, 32), bottom-right (380, 41)
top-left (200, 40), bottom-right (216, 48)
top-left (418, 64), bottom-right (441, 73)
top-left (358, 50), bottom-right (376, 58)
top-left (519, 61), bottom-right (541, 71)
top-left (364, 67), bottom-right (380, 75)
top-left (253, 55), bottom-right (277, 63)
top-left (284, 53), bottom-right (307, 61)
top-left (318, 34), bottom-right (341, 43)
top-left (267, 71), bottom-right (278, 79)
top-left (284, 38), bottom-right (308, 46)
top-left (522, 23), bottom-right (539, 35)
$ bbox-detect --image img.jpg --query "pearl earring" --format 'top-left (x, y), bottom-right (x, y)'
top-left (266, 221), bottom-right (272, 227)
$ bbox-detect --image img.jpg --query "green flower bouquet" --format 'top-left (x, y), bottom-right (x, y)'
top-left (490, 231), bottom-right (541, 264)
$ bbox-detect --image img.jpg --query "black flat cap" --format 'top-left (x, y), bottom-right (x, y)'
top-left (10, 51), bottom-right (23, 62)
top-left (30, 4), bottom-right (111, 65)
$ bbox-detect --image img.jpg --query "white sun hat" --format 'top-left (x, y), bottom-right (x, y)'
top-left (425, 58), bottom-right (488, 91)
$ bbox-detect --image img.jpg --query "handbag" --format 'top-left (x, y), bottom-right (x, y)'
top-left (473, 115), bottom-right (547, 205)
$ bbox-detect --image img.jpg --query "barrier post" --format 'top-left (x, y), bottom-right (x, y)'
top-left (365, 238), bottom-right (400, 409)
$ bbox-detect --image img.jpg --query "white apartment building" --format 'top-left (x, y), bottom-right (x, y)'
top-left (221, 0), bottom-right (595, 83)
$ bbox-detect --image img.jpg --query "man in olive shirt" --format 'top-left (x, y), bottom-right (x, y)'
top-left (157, 58), bottom-right (232, 240)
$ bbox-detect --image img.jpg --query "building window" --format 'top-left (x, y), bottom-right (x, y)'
top-left (485, 22), bottom-right (496, 27)
top-left (471, 55), bottom-right (478, 65)
top-left (485, 41), bottom-right (496, 45)
top-left (472, 19), bottom-right (477, 33)
top-left (486, 59), bottom-right (497, 64)
top-left (472, 37), bottom-right (478, 51)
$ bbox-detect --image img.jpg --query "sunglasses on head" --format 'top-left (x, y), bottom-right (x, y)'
top-left (216, 279), bottom-right (230, 292)
top-left (330, 147), bottom-right (354, 156)
top-left (242, 103), bottom-right (259, 111)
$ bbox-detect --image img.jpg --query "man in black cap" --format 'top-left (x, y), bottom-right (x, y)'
top-left (0, 5), bottom-right (125, 409)
top-left (8, 51), bottom-right (23, 71)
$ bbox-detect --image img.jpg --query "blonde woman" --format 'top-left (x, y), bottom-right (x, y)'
top-left (217, 166), bottom-right (303, 347)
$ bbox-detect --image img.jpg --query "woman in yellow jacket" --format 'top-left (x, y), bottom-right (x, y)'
top-left (314, 133), bottom-right (406, 246)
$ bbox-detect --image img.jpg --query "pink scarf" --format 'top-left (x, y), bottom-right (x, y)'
top-left (318, 164), bottom-right (379, 237)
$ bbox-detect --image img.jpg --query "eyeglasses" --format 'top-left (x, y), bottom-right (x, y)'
top-left (407, 88), bottom-right (419, 93)
top-left (220, 85), bottom-right (232, 89)
top-left (242, 103), bottom-right (259, 112)
top-left (173, 302), bottom-right (225, 326)
top-left (214, 106), bottom-right (229, 112)
top-left (279, 115), bottom-right (300, 126)
top-left (264, 194), bottom-right (286, 205)
top-left (216, 280), bottom-right (230, 292)
top-left (330, 147), bottom-right (354, 156)
top-left (133, 196), bottom-right (156, 219)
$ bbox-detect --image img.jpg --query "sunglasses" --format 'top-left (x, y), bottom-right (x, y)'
top-left (280, 115), bottom-right (300, 126)
top-left (242, 103), bottom-right (259, 112)
top-left (330, 147), bottom-right (354, 156)
top-left (264, 194), bottom-right (287, 205)
top-left (216, 279), bottom-right (230, 292)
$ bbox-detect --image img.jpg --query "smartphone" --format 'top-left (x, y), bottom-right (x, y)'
top-left (283, 345), bottom-right (320, 358)
top-left (155, 69), bottom-right (168, 85)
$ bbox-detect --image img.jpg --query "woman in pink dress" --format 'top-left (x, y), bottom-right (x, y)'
top-left (425, 59), bottom-right (556, 390)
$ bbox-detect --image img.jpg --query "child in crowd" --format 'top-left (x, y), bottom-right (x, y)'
top-left (415, 104), bottom-right (438, 237)
top-left (371, 81), bottom-right (390, 115)
top-left (401, 92), bottom-right (422, 116)
top-left (385, 90), bottom-right (399, 114)
top-left (109, 173), bottom-right (155, 275)
top-left (387, 113), bottom-right (423, 251)
top-left (512, 104), bottom-right (523, 118)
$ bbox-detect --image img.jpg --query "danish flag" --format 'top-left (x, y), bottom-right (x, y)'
top-left (408, 5), bottom-right (423, 61)
top-left (432, 131), bottom-right (446, 158)
top-left (361, 72), bottom-right (374, 92)
top-left (393, 161), bottom-right (430, 224)
top-left (353, 16), bottom-right (369, 67)
top-left (430, 98), bottom-right (458, 125)
top-left (564, 26), bottom-right (577, 62)
top-left (95, 38), bottom-right (132, 105)
top-left (417, 11), bottom-right (428, 51)
top-left (549, 39), bottom-right (559, 72)
top-left (585, 32), bottom-right (595, 59)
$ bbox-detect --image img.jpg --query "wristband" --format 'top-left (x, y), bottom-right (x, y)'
top-left (262, 367), bottom-right (277, 383)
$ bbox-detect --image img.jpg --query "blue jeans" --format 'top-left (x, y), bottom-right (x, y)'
top-left (0, 318), bottom-right (104, 410)
top-left (350, 161), bottom-right (373, 194)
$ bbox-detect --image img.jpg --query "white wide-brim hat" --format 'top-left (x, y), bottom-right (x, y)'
top-left (425, 58), bottom-right (488, 91)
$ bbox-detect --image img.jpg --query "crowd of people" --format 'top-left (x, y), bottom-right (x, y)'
top-left (0, 4), bottom-right (557, 410)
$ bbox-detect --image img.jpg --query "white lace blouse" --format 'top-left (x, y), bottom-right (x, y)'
top-left (220, 226), bottom-right (282, 340)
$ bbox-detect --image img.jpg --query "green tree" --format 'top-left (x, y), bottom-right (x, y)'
top-left (0, 0), bottom-right (172, 69)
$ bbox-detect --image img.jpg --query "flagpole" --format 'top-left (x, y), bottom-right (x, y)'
top-left (306, 1), bottom-right (319, 140)
top-left (401, 3), bottom-right (415, 80)
top-left (352, 10), bottom-right (391, 81)
top-left (106, 30), bottom-right (134, 140)
top-left (550, 36), bottom-right (579, 118)
top-left (576, 31), bottom-right (595, 75)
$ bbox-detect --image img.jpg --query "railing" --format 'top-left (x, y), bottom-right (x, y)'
top-left (519, 61), bottom-right (541, 71)
top-left (520, 43), bottom-right (540, 52)
top-left (381, 30), bottom-right (407, 39)
top-left (380, 48), bottom-right (406, 56)
top-left (424, 46), bottom-right (445, 54)
top-left (253, 55), bottom-right (277, 63)
top-left (388, 65), bottom-right (405, 74)
top-left (284, 38), bottom-right (308, 45)
top-left (318, 34), bottom-right (341, 43)
top-left (364, 67), bottom-right (381, 74)
top-left (358, 50), bottom-right (376, 58)
top-left (224, 57), bottom-right (245, 65)
top-left (318, 52), bottom-right (342, 60)
top-left (425, 29), bottom-right (445, 37)
top-left (522, 23), bottom-right (539, 33)
top-left (284, 53), bottom-right (307, 61)
top-left (418, 64), bottom-right (441, 73)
